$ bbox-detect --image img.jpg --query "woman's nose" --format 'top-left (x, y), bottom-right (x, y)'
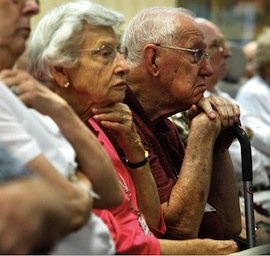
top-left (114, 53), bottom-right (130, 76)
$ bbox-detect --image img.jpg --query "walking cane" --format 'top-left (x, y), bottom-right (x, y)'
top-left (230, 124), bottom-right (256, 248)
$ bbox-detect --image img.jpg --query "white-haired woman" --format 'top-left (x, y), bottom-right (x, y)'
top-left (20, 0), bottom-right (240, 254)
top-left (0, 0), bottom-right (123, 254)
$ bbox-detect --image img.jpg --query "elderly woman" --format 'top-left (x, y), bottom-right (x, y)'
top-left (0, 0), bottom-right (123, 254)
top-left (23, 1), bottom-right (241, 254)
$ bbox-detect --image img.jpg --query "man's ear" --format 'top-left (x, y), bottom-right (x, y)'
top-left (144, 45), bottom-right (160, 76)
top-left (50, 66), bottom-right (70, 88)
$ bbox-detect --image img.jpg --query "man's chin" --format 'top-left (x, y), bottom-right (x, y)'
top-left (111, 94), bottom-right (126, 103)
top-left (12, 40), bottom-right (27, 58)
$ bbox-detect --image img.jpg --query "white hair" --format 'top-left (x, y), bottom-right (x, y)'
top-left (29, 0), bottom-right (124, 81)
top-left (122, 6), bottom-right (194, 67)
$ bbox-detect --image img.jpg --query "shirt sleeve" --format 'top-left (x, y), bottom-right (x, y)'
top-left (0, 83), bottom-right (42, 166)
top-left (0, 143), bottom-right (30, 182)
top-left (242, 113), bottom-right (270, 157)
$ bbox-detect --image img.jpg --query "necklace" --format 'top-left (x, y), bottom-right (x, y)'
top-left (118, 173), bottom-right (151, 235)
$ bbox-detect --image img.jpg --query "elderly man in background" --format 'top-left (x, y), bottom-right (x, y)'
top-left (194, 18), bottom-right (270, 191)
top-left (242, 41), bottom-right (257, 80)
top-left (122, 6), bottom-right (242, 240)
top-left (236, 27), bottom-right (270, 127)
top-left (192, 17), bottom-right (270, 246)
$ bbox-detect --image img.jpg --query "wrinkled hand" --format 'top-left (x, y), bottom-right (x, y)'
top-left (92, 103), bottom-right (142, 154)
top-left (189, 95), bottom-right (240, 128)
top-left (0, 69), bottom-right (67, 116)
top-left (189, 110), bottom-right (223, 144)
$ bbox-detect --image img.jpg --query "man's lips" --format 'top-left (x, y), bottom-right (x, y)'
top-left (19, 27), bottom-right (31, 39)
top-left (113, 82), bottom-right (128, 89)
top-left (197, 83), bottom-right (207, 89)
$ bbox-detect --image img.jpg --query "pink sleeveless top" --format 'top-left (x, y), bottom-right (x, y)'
top-left (89, 119), bottom-right (165, 254)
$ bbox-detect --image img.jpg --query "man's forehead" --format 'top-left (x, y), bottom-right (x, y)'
top-left (177, 23), bottom-right (205, 47)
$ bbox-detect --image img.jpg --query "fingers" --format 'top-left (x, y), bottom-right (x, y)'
top-left (0, 69), bottom-right (37, 97)
top-left (212, 96), bottom-right (240, 127)
top-left (199, 95), bottom-right (240, 128)
top-left (197, 97), bottom-right (216, 119)
top-left (0, 70), bottom-right (29, 87)
top-left (92, 103), bottom-right (133, 127)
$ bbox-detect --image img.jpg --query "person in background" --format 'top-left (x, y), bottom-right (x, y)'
top-left (0, 0), bottom-right (123, 254)
top-left (236, 27), bottom-right (270, 127)
top-left (26, 0), bottom-right (239, 254)
top-left (192, 17), bottom-right (270, 246)
top-left (122, 6), bottom-right (242, 241)
top-left (193, 18), bottom-right (270, 190)
top-left (243, 40), bottom-right (257, 80)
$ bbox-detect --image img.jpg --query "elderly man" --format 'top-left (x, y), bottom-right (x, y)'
top-left (0, 0), bottom-right (123, 254)
top-left (188, 17), bottom-right (270, 246)
top-left (195, 17), bottom-right (270, 191)
top-left (236, 27), bottom-right (270, 127)
top-left (121, 7), bottom-right (242, 240)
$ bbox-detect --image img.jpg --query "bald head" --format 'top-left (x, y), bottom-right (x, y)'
top-left (243, 41), bottom-right (257, 78)
top-left (195, 18), bottom-right (222, 45)
top-left (194, 18), bottom-right (231, 91)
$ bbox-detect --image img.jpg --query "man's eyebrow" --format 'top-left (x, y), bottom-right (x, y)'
top-left (210, 38), bottom-right (225, 44)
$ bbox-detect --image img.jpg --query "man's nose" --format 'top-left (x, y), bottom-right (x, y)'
top-left (200, 59), bottom-right (213, 77)
top-left (22, 0), bottom-right (40, 16)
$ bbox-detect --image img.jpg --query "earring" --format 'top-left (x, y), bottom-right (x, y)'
top-left (64, 82), bottom-right (70, 88)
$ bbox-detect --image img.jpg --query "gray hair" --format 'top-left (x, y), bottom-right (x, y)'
top-left (29, 0), bottom-right (124, 81)
top-left (122, 6), bottom-right (194, 67)
top-left (254, 26), bottom-right (270, 76)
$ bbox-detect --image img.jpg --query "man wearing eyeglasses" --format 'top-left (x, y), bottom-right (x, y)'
top-left (120, 7), bottom-right (242, 241)
top-left (196, 18), bottom-right (270, 192)
top-left (195, 17), bottom-right (270, 246)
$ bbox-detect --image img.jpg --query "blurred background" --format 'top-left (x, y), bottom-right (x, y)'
top-left (31, 0), bottom-right (270, 97)
top-left (34, 0), bottom-right (270, 44)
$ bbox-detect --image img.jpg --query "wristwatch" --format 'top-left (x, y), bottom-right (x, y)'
top-left (125, 150), bottom-right (149, 169)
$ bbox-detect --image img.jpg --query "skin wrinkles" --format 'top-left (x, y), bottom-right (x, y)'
top-left (172, 22), bottom-right (209, 105)
top-left (167, 59), bottom-right (207, 108)
top-left (125, 7), bottom-right (241, 243)
top-left (199, 190), bottom-right (205, 202)
top-left (177, 19), bottom-right (205, 50)
top-left (59, 25), bottom-right (128, 122)
top-left (161, 63), bottom-right (197, 109)
top-left (161, 26), bottom-right (209, 112)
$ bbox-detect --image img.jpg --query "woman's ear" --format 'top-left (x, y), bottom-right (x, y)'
top-left (50, 66), bottom-right (70, 89)
top-left (144, 44), bottom-right (160, 76)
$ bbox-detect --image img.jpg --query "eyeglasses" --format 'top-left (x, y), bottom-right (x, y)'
top-left (208, 39), bottom-right (227, 53)
top-left (79, 44), bottom-right (128, 64)
top-left (156, 44), bottom-right (210, 65)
